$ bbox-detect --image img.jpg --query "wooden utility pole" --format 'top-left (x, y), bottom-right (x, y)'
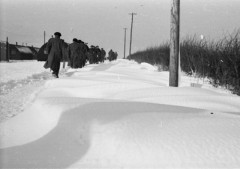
top-left (6, 37), bottom-right (9, 62)
top-left (169, 0), bottom-right (180, 87)
top-left (129, 12), bottom-right (137, 58)
top-left (123, 28), bottom-right (127, 59)
top-left (44, 31), bottom-right (46, 44)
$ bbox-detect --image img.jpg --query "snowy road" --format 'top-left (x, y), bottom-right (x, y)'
top-left (0, 61), bottom-right (49, 122)
top-left (0, 61), bottom-right (67, 122)
top-left (0, 59), bottom-right (240, 168)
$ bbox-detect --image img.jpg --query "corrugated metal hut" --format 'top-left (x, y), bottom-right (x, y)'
top-left (29, 46), bottom-right (39, 60)
top-left (36, 43), bottom-right (48, 61)
top-left (9, 44), bottom-right (36, 60)
top-left (0, 43), bottom-right (39, 61)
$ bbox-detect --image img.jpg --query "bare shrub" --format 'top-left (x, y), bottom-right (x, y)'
top-left (127, 29), bottom-right (240, 95)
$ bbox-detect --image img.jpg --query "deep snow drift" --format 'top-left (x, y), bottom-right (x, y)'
top-left (0, 59), bottom-right (240, 168)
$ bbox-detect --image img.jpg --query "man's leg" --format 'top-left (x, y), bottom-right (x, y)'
top-left (51, 57), bottom-right (61, 78)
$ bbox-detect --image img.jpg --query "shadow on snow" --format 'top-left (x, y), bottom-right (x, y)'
top-left (0, 101), bottom-right (204, 168)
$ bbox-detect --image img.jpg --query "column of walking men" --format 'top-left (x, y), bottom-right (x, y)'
top-left (67, 38), bottom-right (118, 69)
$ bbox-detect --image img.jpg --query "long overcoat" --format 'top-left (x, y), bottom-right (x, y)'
top-left (44, 38), bottom-right (64, 69)
top-left (67, 42), bottom-right (85, 68)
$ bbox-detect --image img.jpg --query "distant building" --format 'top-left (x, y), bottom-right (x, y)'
top-left (0, 42), bottom-right (39, 61)
top-left (36, 43), bottom-right (48, 61)
top-left (0, 42), bottom-right (7, 61)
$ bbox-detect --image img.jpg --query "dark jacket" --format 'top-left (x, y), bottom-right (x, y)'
top-left (67, 42), bottom-right (85, 68)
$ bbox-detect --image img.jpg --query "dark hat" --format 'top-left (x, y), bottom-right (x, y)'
top-left (78, 40), bottom-right (83, 43)
top-left (54, 32), bottom-right (61, 36)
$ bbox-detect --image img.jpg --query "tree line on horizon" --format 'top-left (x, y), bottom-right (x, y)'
top-left (127, 29), bottom-right (240, 95)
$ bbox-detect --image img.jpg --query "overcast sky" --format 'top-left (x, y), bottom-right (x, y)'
top-left (0, 0), bottom-right (240, 57)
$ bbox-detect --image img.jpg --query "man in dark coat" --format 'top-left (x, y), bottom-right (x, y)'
top-left (77, 40), bottom-right (88, 68)
top-left (88, 45), bottom-right (95, 64)
top-left (44, 32), bottom-right (64, 78)
top-left (67, 38), bottom-right (85, 68)
top-left (100, 48), bottom-right (106, 63)
top-left (82, 42), bottom-right (89, 67)
top-left (108, 49), bottom-right (114, 61)
top-left (95, 46), bottom-right (101, 63)
top-left (67, 38), bottom-right (79, 68)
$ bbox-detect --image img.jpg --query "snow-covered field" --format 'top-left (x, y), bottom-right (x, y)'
top-left (0, 59), bottom-right (240, 168)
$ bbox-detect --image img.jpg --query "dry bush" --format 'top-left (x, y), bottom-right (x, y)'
top-left (127, 29), bottom-right (240, 95)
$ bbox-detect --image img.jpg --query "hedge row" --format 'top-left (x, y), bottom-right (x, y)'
top-left (127, 29), bottom-right (240, 95)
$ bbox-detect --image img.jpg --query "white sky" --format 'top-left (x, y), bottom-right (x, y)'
top-left (0, 0), bottom-right (240, 58)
